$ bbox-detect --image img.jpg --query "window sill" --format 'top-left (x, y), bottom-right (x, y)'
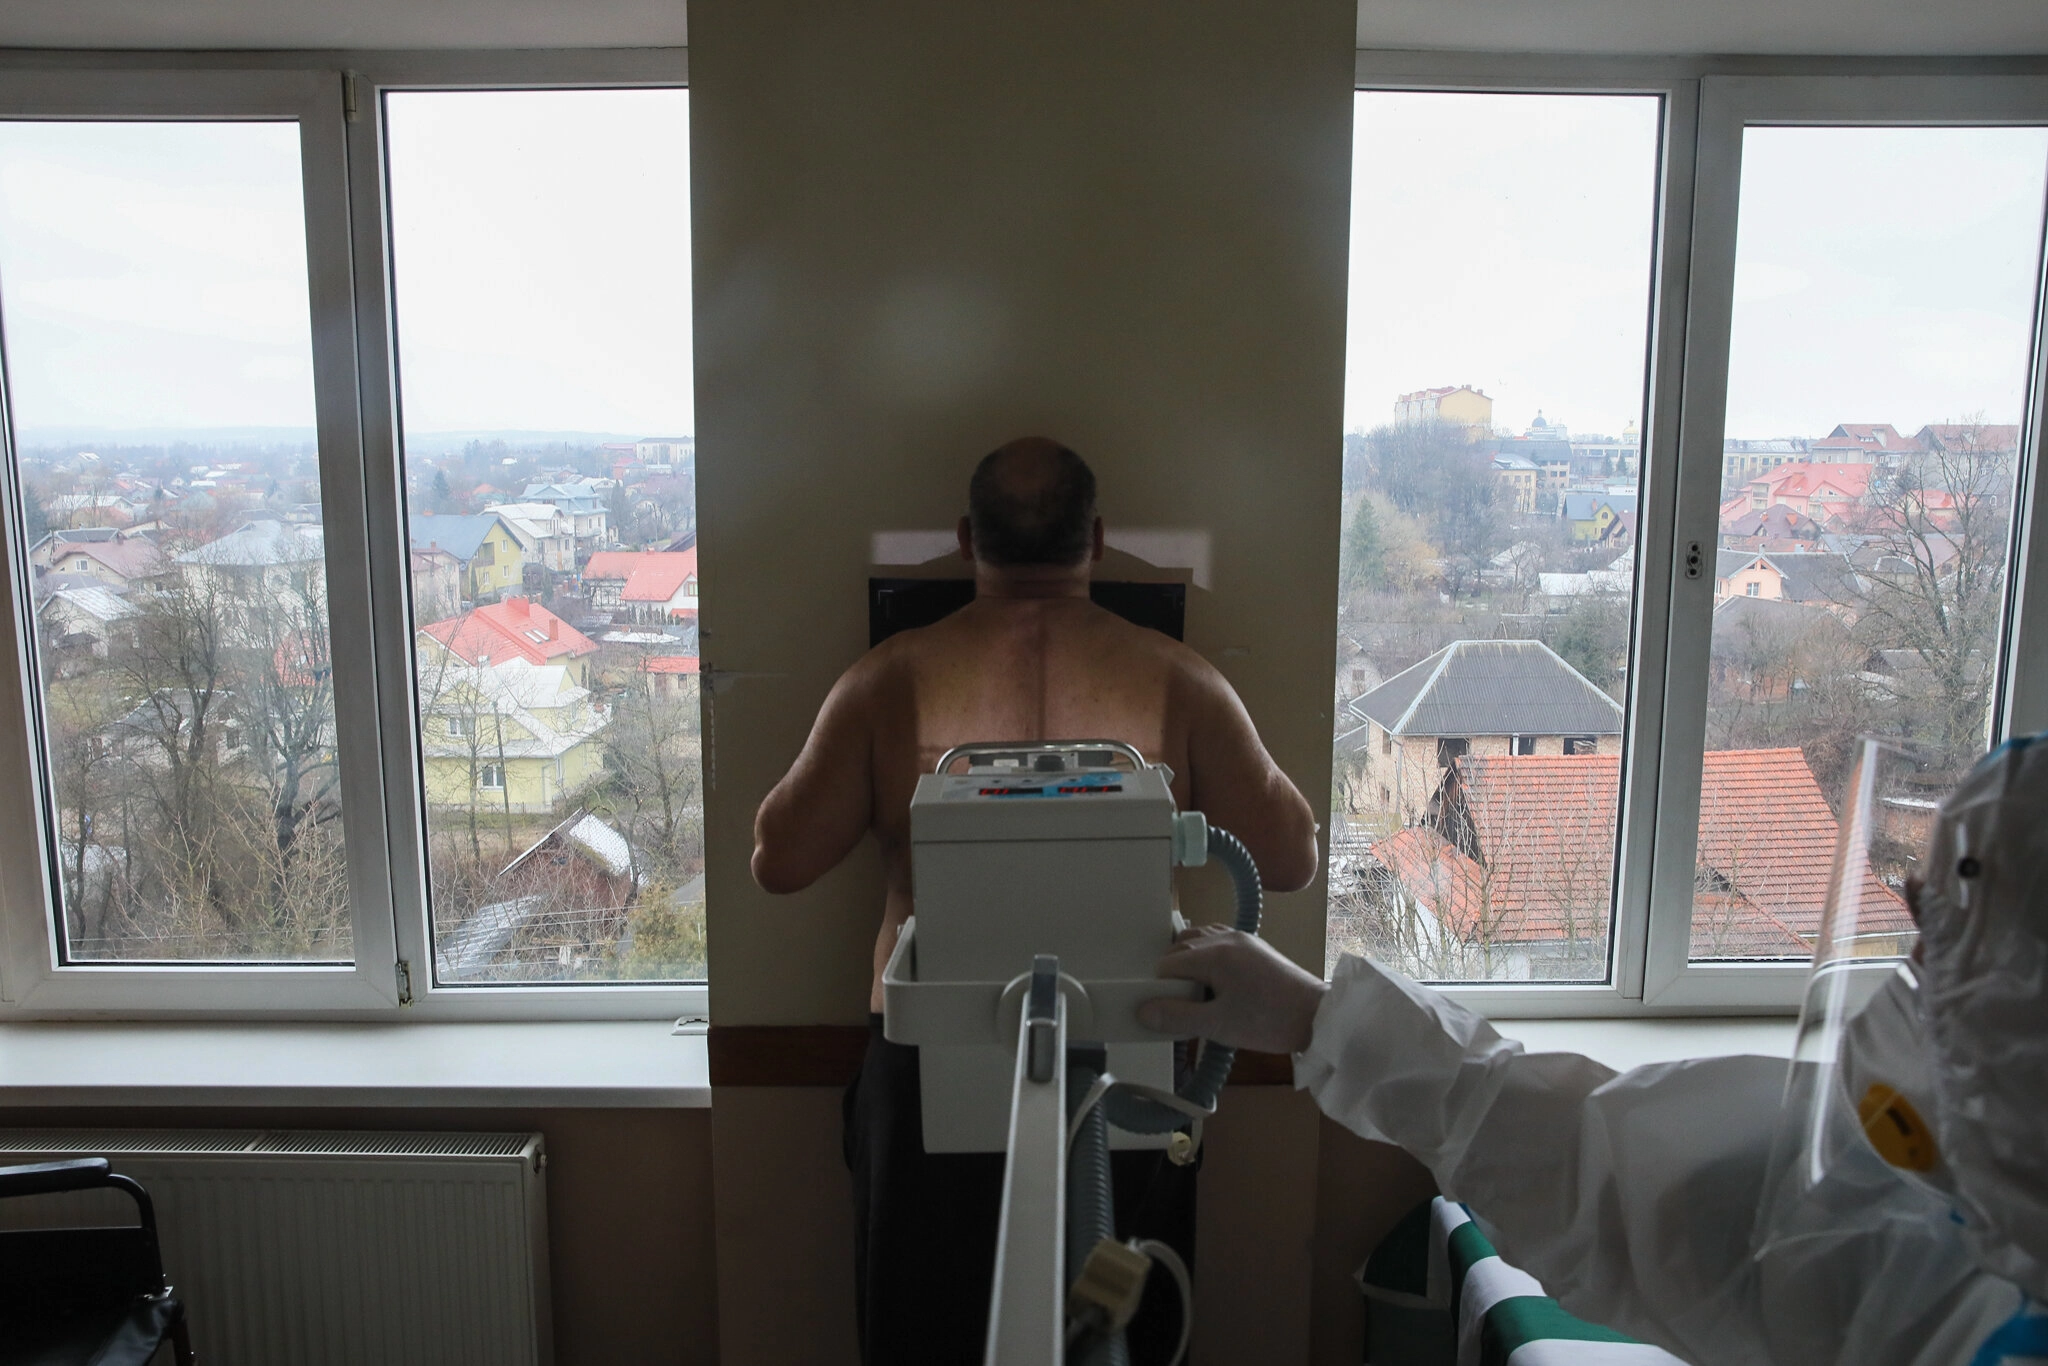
top-left (1496, 1014), bottom-right (1795, 1073)
top-left (0, 1019), bottom-right (711, 1109)
top-left (0, 1013), bottom-right (1788, 1111)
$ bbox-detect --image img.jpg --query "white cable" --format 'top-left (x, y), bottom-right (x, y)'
top-left (1135, 1238), bottom-right (1193, 1366)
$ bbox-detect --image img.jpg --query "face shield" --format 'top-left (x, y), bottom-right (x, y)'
top-left (1754, 736), bottom-right (2048, 1300)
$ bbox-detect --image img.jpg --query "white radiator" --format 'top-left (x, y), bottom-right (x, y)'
top-left (0, 1129), bottom-right (552, 1366)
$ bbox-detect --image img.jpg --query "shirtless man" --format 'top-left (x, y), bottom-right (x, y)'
top-left (753, 437), bottom-right (1318, 1365)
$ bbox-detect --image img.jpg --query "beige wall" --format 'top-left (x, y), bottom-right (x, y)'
top-left (693, 0), bottom-right (1355, 1024)
top-left (688, 1), bottom-right (1360, 1361)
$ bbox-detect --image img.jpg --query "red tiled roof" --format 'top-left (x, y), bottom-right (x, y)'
top-left (583, 548), bottom-right (698, 604)
top-left (1914, 423), bottom-right (2019, 454)
top-left (644, 656), bottom-right (699, 674)
top-left (1752, 463), bottom-right (1873, 500)
top-left (421, 596), bottom-right (598, 667)
top-left (1371, 748), bottom-right (1910, 955)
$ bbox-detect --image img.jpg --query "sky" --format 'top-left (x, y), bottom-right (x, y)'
top-left (1345, 91), bottom-right (2048, 440)
top-left (0, 88), bottom-right (694, 443)
top-left (0, 91), bottom-right (2043, 446)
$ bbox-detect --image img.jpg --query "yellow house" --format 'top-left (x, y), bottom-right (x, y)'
top-left (1491, 456), bottom-right (1539, 514)
top-left (409, 512), bottom-right (529, 603)
top-left (418, 657), bottom-right (608, 813)
top-left (1394, 384), bottom-right (1493, 435)
top-left (1563, 493), bottom-right (1620, 543)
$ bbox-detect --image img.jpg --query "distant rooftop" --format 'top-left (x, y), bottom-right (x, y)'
top-left (1352, 639), bottom-right (1623, 739)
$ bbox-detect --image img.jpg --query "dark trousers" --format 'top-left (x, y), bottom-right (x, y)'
top-left (844, 1015), bottom-right (1197, 1366)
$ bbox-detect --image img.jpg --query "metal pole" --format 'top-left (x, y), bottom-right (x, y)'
top-left (984, 955), bottom-right (1067, 1366)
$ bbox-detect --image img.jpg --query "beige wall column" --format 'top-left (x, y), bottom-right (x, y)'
top-left (688, 0), bottom-right (1355, 1360)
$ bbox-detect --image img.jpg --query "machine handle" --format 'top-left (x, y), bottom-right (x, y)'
top-left (934, 739), bottom-right (1148, 774)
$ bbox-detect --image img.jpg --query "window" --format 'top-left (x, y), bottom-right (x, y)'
top-left (1328, 90), bottom-right (1661, 985)
top-left (0, 117), bottom-right (351, 967)
top-left (1333, 70), bottom-right (2048, 1013)
top-left (0, 59), bottom-right (696, 1020)
top-left (1682, 114), bottom-right (2046, 967)
top-left (385, 89), bottom-right (703, 987)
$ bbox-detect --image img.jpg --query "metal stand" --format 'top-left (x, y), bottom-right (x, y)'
top-left (984, 956), bottom-right (1068, 1366)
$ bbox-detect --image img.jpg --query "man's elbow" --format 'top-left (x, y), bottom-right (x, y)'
top-left (1262, 831), bottom-right (1321, 894)
top-left (1259, 801), bottom-right (1322, 893)
top-left (751, 841), bottom-right (809, 895)
top-left (751, 811), bottom-right (814, 895)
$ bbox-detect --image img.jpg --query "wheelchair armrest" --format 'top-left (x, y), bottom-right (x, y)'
top-left (0, 1157), bottom-right (113, 1199)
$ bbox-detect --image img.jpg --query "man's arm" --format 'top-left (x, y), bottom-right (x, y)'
top-left (1182, 663), bottom-right (1320, 891)
top-left (751, 662), bottom-right (878, 894)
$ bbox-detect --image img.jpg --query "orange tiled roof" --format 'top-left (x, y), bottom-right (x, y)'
top-left (1370, 748), bottom-right (1909, 954)
top-left (1753, 463), bottom-right (1873, 500)
top-left (421, 596), bottom-right (598, 668)
top-left (583, 548), bottom-right (698, 604)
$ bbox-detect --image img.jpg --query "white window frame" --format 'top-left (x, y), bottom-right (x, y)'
top-left (0, 50), bottom-right (706, 1022)
top-left (1347, 57), bottom-right (2048, 1018)
top-left (0, 68), bottom-right (401, 1014)
top-left (1644, 74), bottom-right (2048, 1012)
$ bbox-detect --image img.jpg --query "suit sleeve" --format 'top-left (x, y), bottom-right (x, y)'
top-left (1296, 954), bottom-right (1785, 1363)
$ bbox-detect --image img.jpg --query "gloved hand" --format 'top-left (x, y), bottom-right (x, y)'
top-left (1136, 924), bottom-right (1330, 1055)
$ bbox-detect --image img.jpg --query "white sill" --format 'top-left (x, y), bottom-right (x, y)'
top-left (0, 1019), bottom-right (711, 1109)
top-left (0, 1014), bottom-right (1789, 1111)
top-left (1494, 1015), bottom-right (1796, 1073)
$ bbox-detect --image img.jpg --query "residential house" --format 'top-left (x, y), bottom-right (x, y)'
top-left (517, 482), bottom-right (612, 556)
top-left (1493, 437), bottom-right (1573, 501)
top-left (1393, 385), bottom-right (1492, 434)
top-left (1337, 639), bottom-right (1624, 826)
top-left (1490, 455), bottom-right (1538, 514)
top-left (634, 436), bottom-right (694, 469)
top-left (31, 529), bottom-right (166, 591)
top-left (1713, 549), bottom-right (1856, 614)
top-left (1912, 423), bottom-right (2019, 458)
top-left (1536, 563), bottom-right (1631, 611)
top-left (1810, 422), bottom-right (1917, 463)
top-left (174, 520), bottom-right (327, 640)
top-left (409, 511), bottom-right (526, 602)
top-left (485, 501), bottom-right (579, 573)
top-left (43, 491), bottom-right (151, 529)
top-left (419, 595), bottom-right (600, 685)
top-left (36, 584), bottom-right (136, 663)
top-left (1367, 748), bottom-right (1913, 979)
top-left (410, 547), bottom-right (462, 622)
top-left (1721, 437), bottom-right (1808, 484)
top-left (1720, 502), bottom-right (1825, 552)
top-left (417, 657), bottom-right (608, 813)
top-left (436, 809), bottom-right (641, 981)
top-left (582, 548), bottom-right (699, 624)
top-left (1561, 491), bottom-right (1629, 543)
top-left (639, 655), bottom-right (700, 700)
top-left (1744, 462), bottom-right (1872, 523)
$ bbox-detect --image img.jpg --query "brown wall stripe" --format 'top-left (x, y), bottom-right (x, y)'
top-left (707, 1025), bottom-right (1294, 1088)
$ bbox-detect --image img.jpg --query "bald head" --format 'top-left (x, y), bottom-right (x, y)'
top-left (967, 437), bottom-right (1098, 568)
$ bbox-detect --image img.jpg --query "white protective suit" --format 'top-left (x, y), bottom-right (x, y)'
top-left (1296, 736), bottom-right (2048, 1366)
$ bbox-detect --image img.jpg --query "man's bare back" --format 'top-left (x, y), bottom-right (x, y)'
top-left (753, 439), bottom-right (1318, 1012)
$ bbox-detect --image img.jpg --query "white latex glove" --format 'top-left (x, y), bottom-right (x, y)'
top-left (1136, 924), bottom-right (1329, 1054)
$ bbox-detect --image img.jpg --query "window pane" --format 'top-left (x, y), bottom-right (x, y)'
top-left (0, 121), bottom-right (351, 963)
top-left (384, 90), bottom-right (703, 985)
top-left (1692, 125), bottom-right (2047, 962)
top-left (1327, 92), bottom-right (1660, 982)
